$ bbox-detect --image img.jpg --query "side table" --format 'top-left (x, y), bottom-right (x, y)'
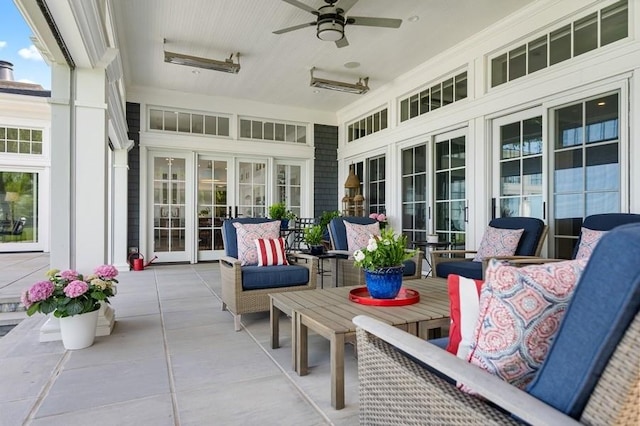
top-left (412, 240), bottom-right (451, 277)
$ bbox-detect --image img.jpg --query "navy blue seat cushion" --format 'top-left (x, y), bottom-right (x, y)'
top-left (435, 217), bottom-right (544, 279)
top-left (526, 223), bottom-right (640, 419)
top-left (222, 217), bottom-right (278, 258)
top-left (329, 217), bottom-right (378, 251)
top-left (436, 260), bottom-right (483, 280)
top-left (572, 213), bottom-right (640, 258)
top-left (488, 216), bottom-right (545, 256)
top-left (241, 264), bottom-right (310, 290)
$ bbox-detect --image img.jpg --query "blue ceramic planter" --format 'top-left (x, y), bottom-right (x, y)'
top-left (364, 266), bottom-right (404, 299)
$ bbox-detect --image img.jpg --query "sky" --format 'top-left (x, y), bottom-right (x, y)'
top-left (0, 0), bottom-right (51, 89)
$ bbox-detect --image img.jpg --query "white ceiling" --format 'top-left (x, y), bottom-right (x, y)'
top-left (112, 0), bottom-right (535, 113)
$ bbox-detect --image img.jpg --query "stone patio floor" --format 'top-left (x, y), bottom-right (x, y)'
top-left (0, 253), bottom-right (359, 425)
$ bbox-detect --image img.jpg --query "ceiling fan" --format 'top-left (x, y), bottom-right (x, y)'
top-left (273, 0), bottom-right (402, 48)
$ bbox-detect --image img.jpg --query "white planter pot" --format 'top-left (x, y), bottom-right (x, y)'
top-left (59, 310), bottom-right (99, 350)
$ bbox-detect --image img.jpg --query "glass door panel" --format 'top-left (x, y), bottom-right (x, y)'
top-left (197, 158), bottom-right (230, 261)
top-left (275, 163), bottom-right (302, 217)
top-left (434, 133), bottom-right (466, 249)
top-left (401, 144), bottom-right (428, 243)
top-left (552, 93), bottom-right (620, 258)
top-left (495, 114), bottom-right (544, 219)
top-left (237, 160), bottom-right (267, 218)
top-left (152, 156), bottom-right (189, 261)
top-left (0, 171), bottom-right (41, 251)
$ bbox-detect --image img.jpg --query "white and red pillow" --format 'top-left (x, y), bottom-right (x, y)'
top-left (344, 221), bottom-right (380, 252)
top-left (472, 226), bottom-right (524, 261)
top-left (466, 258), bottom-right (588, 390)
top-left (575, 227), bottom-right (607, 260)
top-left (255, 238), bottom-right (289, 266)
top-left (233, 221), bottom-right (281, 266)
top-left (446, 275), bottom-right (484, 359)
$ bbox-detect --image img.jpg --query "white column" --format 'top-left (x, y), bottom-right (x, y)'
top-left (41, 67), bottom-right (116, 341)
top-left (49, 64), bottom-right (72, 268)
top-left (112, 148), bottom-right (130, 270)
top-left (73, 68), bottom-right (109, 271)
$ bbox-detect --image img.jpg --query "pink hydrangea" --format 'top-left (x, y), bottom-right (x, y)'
top-left (60, 269), bottom-right (79, 280)
top-left (21, 290), bottom-right (33, 308)
top-left (28, 281), bottom-right (55, 302)
top-left (64, 280), bottom-right (89, 298)
top-left (369, 213), bottom-right (387, 222)
top-left (94, 264), bottom-right (118, 279)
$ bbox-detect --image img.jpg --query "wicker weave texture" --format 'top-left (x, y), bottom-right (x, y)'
top-left (581, 312), bottom-right (640, 426)
top-left (356, 328), bottom-right (519, 425)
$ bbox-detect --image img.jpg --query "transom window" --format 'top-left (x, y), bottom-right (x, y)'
top-left (0, 126), bottom-right (43, 155)
top-left (149, 108), bottom-right (230, 137)
top-left (239, 118), bottom-right (307, 143)
top-left (399, 72), bottom-right (467, 123)
top-left (347, 108), bottom-right (388, 142)
top-left (491, 0), bottom-right (628, 87)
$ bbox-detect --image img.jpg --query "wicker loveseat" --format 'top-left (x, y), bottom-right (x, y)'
top-left (220, 217), bottom-right (317, 331)
top-left (354, 223), bottom-right (640, 425)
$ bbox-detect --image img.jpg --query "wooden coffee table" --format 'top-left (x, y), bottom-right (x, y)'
top-left (293, 278), bottom-right (450, 409)
top-left (270, 286), bottom-right (354, 370)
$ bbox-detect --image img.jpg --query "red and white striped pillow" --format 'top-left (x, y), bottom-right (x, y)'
top-left (446, 275), bottom-right (484, 359)
top-left (255, 238), bottom-right (289, 266)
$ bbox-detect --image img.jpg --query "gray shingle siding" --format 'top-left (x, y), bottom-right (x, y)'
top-left (313, 124), bottom-right (338, 218)
top-left (126, 102), bottom-right (140, 252)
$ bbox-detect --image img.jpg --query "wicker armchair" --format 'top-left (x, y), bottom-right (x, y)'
top-left (327, 216), bottom-right (422, 286)
top-left (354, 223), bottom-right (640, 425)
top-left (431, 216), bottom-right (548, 279)
top-left (220, 218), bottom-right (317, 331)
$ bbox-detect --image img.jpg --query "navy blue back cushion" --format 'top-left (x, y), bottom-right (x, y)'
top-left (221, 218), bottom-right (278, 258)
top-left (526, 223), bottom-right (640, 418)
top-left (572, 213), bottom-right (640, 258)
top-left (488, 217), bottom-right (545, 256)
top-left (329, 217), bottom-right (377, 250)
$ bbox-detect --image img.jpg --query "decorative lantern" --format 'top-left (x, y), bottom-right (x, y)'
top-left (343, 165), bottom-right (365, 216)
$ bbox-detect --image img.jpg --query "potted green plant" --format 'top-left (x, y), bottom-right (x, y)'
top-left (319, 210), bottom-right (341, 242)
top-left (304, 225), bottom-right (325, 255)
top-left (268, 202), bottom-right (296, 228)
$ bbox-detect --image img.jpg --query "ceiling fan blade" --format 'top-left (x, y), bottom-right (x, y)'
top-left (282, 0), bottom-right (318, 14)
top-left (347, 16), bottom-right (402, 28)
top-left (273, 22), bottom-right (315, 35)
top-left (335, 36), bottom-right (349, 48)
top-left (336, 0), bottom-right (359, 14)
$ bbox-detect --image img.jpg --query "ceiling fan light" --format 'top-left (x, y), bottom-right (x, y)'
top-left (317, 20), bottom-right (344, 41)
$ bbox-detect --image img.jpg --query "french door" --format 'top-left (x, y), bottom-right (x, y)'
top-left (492, 109), bottom-right (545, 221)
top-left (196, 157), bottom-right (268, 261)
top-left (150, 153), bottom-right (272, 262)
top-left (196, 157), bottom-right (232, 261)
top-left (550, 92), bottom-right (621, 258)
top-left (433, 130), bottom-right (467, 249)
top-left (401, 129), bottom-right (467, 248)
top-left (151, 154), bottom-right (192, 262)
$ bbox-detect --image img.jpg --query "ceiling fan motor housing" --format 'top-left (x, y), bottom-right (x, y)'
top-left (316, 5), bottom-right (345, 41)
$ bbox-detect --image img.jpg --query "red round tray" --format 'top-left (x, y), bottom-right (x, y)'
top-left (349, 287), bottom-right (420, 306)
